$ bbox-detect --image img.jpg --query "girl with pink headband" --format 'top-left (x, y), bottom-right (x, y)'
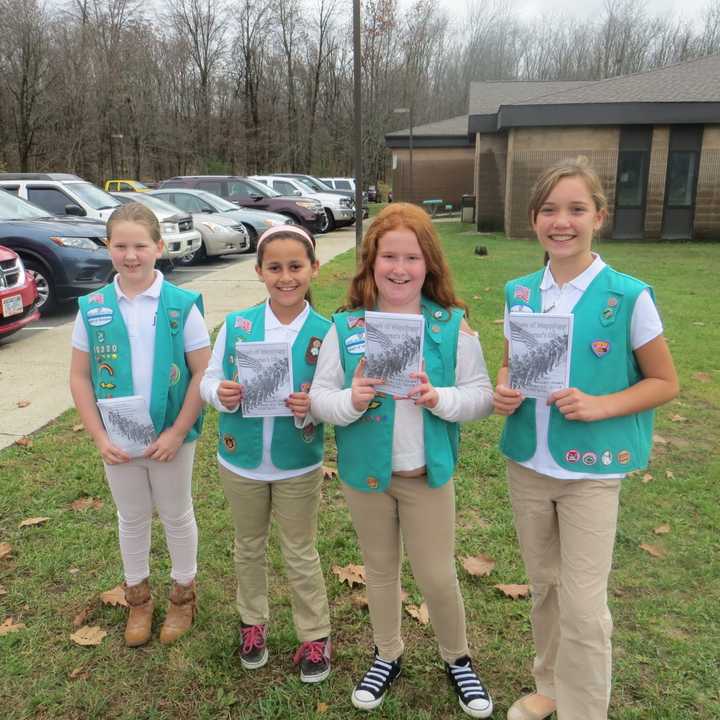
top-left (200, 225), bottom-right (333, 682)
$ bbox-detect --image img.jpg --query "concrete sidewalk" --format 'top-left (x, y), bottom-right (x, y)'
top-left (0, 231), bottom-right (358, 451)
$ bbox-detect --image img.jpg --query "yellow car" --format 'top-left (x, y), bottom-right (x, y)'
top-left (104, 179), bottom-right (151, 193)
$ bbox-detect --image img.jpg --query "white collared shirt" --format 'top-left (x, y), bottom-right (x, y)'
top-left (503, 255), bottom-right (663, 479)
top-left (200, 299), bottom-right (321, 482)
top-left (72, 271), bottom-right (210, 412)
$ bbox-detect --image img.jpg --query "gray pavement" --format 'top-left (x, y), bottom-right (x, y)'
top-left (0, 229), bottom-right (358, 450)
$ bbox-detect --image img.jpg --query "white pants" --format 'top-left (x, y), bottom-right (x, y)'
top-left (104, 441), bottom-right (198, 587)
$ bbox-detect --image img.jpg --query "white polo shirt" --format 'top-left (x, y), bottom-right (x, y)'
top-left (72, 271), bottom-right (210, 413)
top-left (503, 255), bottom-right (663, 479)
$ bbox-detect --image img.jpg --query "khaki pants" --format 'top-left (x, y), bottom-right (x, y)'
top-left (507, 461), bottom-right (621, 720)
top-left (342, 475), bottom-right (468, 663)
top-left (220, 465), bottom-right (331, 641)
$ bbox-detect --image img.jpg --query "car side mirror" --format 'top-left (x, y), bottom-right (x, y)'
top-left (293, 190), bottom-right (302, 196)
top-left (249, 193), bottom-right (263, 201)
top-left (65, 204), bottom-right (86, 216)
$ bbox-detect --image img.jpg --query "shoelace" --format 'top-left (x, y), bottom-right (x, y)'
top-left (241, 624), bottom-right (266, 654)
top-left (448, 662), bottom-right (488, 700)
top-left (357, 657), bottom-right (395, 693)
top-left (293, 640), bottom-right (326, 665)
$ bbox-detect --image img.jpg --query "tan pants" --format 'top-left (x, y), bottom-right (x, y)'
top-left (507, 461), bottom-right (621, 720)
top-left (220, 465), bottom-right (331, 642)
top-left (342, 475), bottom-right (469, 663)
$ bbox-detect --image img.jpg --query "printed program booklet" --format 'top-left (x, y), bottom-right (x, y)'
top-left (364, 310), bottom-right (424, 397)
top-left (97, 395), bottom-right (156, 457)
top-left (235, 341), bottom-right (294, 417)
top-left (508, 313), bottom-right (573, 399)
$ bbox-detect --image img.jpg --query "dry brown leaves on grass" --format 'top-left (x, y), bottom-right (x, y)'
top-left (332, 564), bottom-right (366, 588)
top-left (100, 585), bottom-right (128, 607)
top-left (350, 593), bottom-right (369, 609)
top-left (461, 554), bottom-right (496, 577)
top-left (72, 423), bottom-right (84, 432)
top-left (16, 400), bottom-right (31, 408)
top-left (666, 470), bottom-right (675, 479)
top-left (70, 626), bottom-right (107, 646)
top-left (494, 584), bottom-right (530, 599)
top-left (316, 702), bottom-right (329, 714)
top-left (0, 617), bottom-right (26, 635)
top-left (641, 473), bottom-right (653, 484)
top-left (322, 466), bottom-right (337, 481)
top-left (19, 517), bottom-right (49, 528)
top-left (640, 543), bottom-right (666, 558)
top-left (0, 584), bottom-right (7, 596)
top-left (405, 602), bottom-right (430, 625)
top-left (0, 543), bottom-right (11, 560)
top-left (692, 371), bottom-right (712, 383)
top-left (654, 524), bottom-right (671, 535)
top-left (70, 497), bottom-right (104, 512)
top-left (670, 414), bottom-right (687, 423)
top-left (73, 605), bottom-right (95, 628)
top-left (69, 667), bottom-right (91, 681)
top-left (14, 437), bottom-right (32, 447)
top-left (492, 319), bottom-right (504, 325)
top-left (653, 433), bottom-right (668, 444)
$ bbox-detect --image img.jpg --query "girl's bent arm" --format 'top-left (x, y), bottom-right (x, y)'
top-left (549, 335), bottom-right (679, 421)
top-left (494, 340), bottom-right (524, 416)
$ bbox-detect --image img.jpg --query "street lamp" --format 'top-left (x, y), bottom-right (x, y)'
top-left (393, 107), bottom-right (413, 203)
top-left (111, 133), bottom-right (125, 177)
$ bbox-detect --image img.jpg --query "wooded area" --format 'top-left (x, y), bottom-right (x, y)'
top-left (0, 0), bottom-right (718, 186)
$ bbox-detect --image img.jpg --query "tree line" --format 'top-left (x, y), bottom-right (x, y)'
top-left (0, 0), bottom-right (718, 186)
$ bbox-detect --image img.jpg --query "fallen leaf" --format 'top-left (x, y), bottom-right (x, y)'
top-left (70, 625), bottom-right (107, 646)
top-left (494, 583), bottom-right (530, 599)
top-left (322, 465), bottom-right (337, 481)
top-left (100, 585), bottom-right (128, 607)
top-left (484, 287), bottom-right (491, 291)
top-left (668, 436), bottom-right (690, 448)
top-left (19, 517), bottom-right (49, 528)
top-left (640, 543), bottom-right (666, 558)
top-left (331, 564), bottom-right (366, 588)
top-left (472, 295), bottom-right (481, 300)
top-left (461, 554), bottom-right (496, 577)
top-left (670, 414), bottom-right (687, 423)
top-left (72, 423), bottom-right (84, 432)
top-left (0, 617), bottom-right (26, 635)
top-left (692, 371), bottom-right (711, 383)
top-left (405, 602), bottom-right (430, 625)
top-left (653, 434), bottom-right (668, 444)
top-left (665, 469), bottom-right (675, 479)
top-left (69, 667), bottom-right (90, 681)
top-left (316, 702), bottom-right (329, 714)
top-left (14, 437), bottom-right (32, 447)
top-left (350, 593), bottom-right (369, 609)
top-left (692, 321), bottom-right (704, 326)
top-left (654, 523), bottom-right (671, 535)
top-left (70, 497), bottom-right (104, 512)
top-left (68, 567), bottom-right (80, 575)
top-left (0, 543), bottom-right (11, 560)
top-left (73, 605), bottom-right (94, 628)
top-left (492, 319), bottom-right (504, 325)
top-left (400, 588), bottom-right (409, 603)
top-left (0, 584), bottom-right (6, 596)
top-left (641, 473), bottom-right (653, 484)
top-left (16, 400), bottom-right (31, 408)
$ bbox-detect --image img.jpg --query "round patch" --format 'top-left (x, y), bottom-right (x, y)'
top-left (608, 297), bottom-right (618, 307)
top-left (582, 452), bottom-right (597, 466)
top-left (601, 450), bottom-right (613, 466)
top-left (345, 332), bottom-right (366, 355)
top-left (367, 476), bottom-right (379, 489)
top-left (86, 306), bottom-right (114, 327)
top-left (617, 450), bottom-right (631, 465)
top-left (565, 449), bottom-right (580, 463)
top-left (223, 434), bottom-right (237, 452)
top-left (509, 304), bottom-right (533, 314)
top-left (169, 363), bottom-right (181, 386)
top-left (302, 423), bottom-right (316, 443)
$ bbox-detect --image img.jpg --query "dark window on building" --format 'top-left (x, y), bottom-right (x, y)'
top-left (616, 151), bottom-right (647, 208)
top-left (665, 151), bottom-right (698, 207)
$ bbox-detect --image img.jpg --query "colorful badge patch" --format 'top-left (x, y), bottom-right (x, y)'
top-left (367, 476), bottom-right (379, 489)
top-left (509, 304), bottom-right (533, 314)
top-left (514, 285), bottom-right (530, 303)
top-left (617, 450), bottom-right (631, 465)
top-left (607, 297), bottom-right (618, 307)
top-left (99, 381), bottom-right (116, 390)
top-left (591, 340), bottom-right (611, 357)
top-left (367, 398), bottom-right (383, 410)
top-left (87, 306), bottom-right (114, 327)
top-left (601, 450), bottom-right (613, 466)
top-left (234, 316), bottom-right (253, 331)
top-left (582, 451), bottom-right (597, 466)
top-left (223, 433), bottom-right (237, 452)
top-left (169, 363), bottom-right (181, 386)
top-left (95, 331), bottom-right (106, 343)
top-left (305, 336), bottom-right (322, 364)
top-left (432, 309), bottom-right (448, 322)
top-left (347, 316), bottom-right (365, 329)
top-left (98, 362), bottom-right (114, 376)
top-left (300, 382), bottom-right (311, 394)
top-left (302, 423), bottom-right (316, 443)
top-left (93, 343), bottom-right (119, 362)
top-left (345, 332), bottom-right (366, 355)
top-left (565, 449), bottom-right (580, 463)
top-left (89, 292), bottom-right (104, 304)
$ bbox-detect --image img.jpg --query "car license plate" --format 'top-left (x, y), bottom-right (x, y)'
top-left (1, 294), bottom-right (23, 317)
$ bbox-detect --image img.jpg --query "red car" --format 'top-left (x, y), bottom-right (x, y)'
top-left (0, 245), bottom-right (40, 338)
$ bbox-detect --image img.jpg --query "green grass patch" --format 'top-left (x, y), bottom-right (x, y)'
top-left (1, 225), bottom-right (718, 719)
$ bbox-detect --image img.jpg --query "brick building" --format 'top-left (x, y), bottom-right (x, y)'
top-left (385, 55), bottom-right (720, 240)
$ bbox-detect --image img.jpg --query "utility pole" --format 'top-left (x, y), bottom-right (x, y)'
top-left (353, 0), bottom-right (363, 253)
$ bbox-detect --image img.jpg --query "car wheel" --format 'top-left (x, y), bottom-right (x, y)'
top-left (176, 241), bottom-right (206, 265)
top-left (242, 224), bottom-right (258, 252)
top-left (24, 260), bottom-right (56, 314)
top-left (322, 209), bottom-right (336, 232)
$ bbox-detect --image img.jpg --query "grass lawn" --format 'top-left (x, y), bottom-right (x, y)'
top-left (1, 225), bottom-right (718, 719)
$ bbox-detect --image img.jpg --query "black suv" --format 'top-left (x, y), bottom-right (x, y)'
top-left (158, 176), bottom-right (326, 233)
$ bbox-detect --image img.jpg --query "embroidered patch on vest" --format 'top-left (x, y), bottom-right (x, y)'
top-left (223, 433), bottom-right (237, 452)
top-left (591, 340), bottom-right (611, 357)
top-left (168, 308), bottom-right (181, 333)
top-left (367, 398), bottom-right (382, 410)
top-left (367, 476), bottom-right (379, 489)
top-left (565, 449), bottom-right (580, 463)
top-left (601, 450), bottom-right (613, 466)
top-left (617, 450), bottom-right (631, 465)
top-left (87, 306), bottom-right (114, 327)
top-left (305, 336), bottom-right (322, 364)
top-left (234, 316), bottom-right (252, 331)
top-left (510, 304), bottom-right (533, 314)
top-left (300, 382), bottom-right (311, 393)
top-left (347, 316), bottom-right (365, 329)
top-left (99, 381), bottom-right (116, 390)
top-left (98, 362), bottom-right (114, 376)
top-left (607, 297), bottom-right (618, 307)
top-left (582, 451), bottom-right (597, 466)
top-left (169, 363), bottom-right (181, 386)
top-left (95, 331), bottom-right (105, 343)
top-left (89, 292), bottom-right (104, 304)
top-left (345, 332), bottom-right (366, 354)
top-left (302, 423), bottom-right (316, 443)
top-left (514, 285), bottom-right (530, 303)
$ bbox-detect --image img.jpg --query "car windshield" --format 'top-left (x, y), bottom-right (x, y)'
top-left (0, 190), bottom-right (53, 221)
top-left (300, 176), bottom-right (333, 192)
top-left (241, 178), bottom-right (280, 198)
top-left (69, 182), bottom-right (121, 210)
top-left (194, 190), bottom-right (238, 211)
top-left (129, 194), bottom-right (184, 215)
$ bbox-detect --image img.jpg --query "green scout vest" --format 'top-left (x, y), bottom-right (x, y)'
top-left (218, 302), bottom-right (330, 470)
top-left (334, 298), bottom-right (462, 492)
top-left (500, 265), bottom-right (655, 474)
top-left (78, 280), bottom-right (205, 442)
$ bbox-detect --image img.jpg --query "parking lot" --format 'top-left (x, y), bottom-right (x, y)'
top-left (0, 226), bottom-right (358, 450)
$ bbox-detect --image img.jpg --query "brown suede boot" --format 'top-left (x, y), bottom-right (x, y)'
top-left (159, 579), bottom-right (197, 645)
top-left (123, 578), bottom-right (154, 647)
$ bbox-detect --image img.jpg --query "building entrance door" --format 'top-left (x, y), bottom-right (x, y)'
top-left (612, 127), bottom-right (651, 239)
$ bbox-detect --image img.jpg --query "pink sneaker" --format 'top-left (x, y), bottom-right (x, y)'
top-left (239, 623), bottom-right (268, 669)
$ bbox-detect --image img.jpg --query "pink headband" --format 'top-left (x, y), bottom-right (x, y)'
top-left (256, 224), bottom-right (316, 253)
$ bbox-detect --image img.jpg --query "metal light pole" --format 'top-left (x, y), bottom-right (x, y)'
top-left (393, 107), bottom-right (413, 203)
top-left (353, 0), bottom-right (363, 253)
top-left (111, 133), bottom-right (125, 177)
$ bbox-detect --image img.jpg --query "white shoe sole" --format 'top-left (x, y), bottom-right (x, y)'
top-left (351, 691), bottom-right (384, 711)
top-left (301, 665), bottom-right (330, 683)
top-left (240, 647), bottom-right (268, 670)
top-left (460, 697), bottom-right (494, 719)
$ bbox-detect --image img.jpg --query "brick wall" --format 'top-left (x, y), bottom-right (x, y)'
top-left (694, 125), bottom-right (720, 240)
top-left (475, 133), bottom-right (507, 231)
top-left (645, 127), bottom-right (669, 238)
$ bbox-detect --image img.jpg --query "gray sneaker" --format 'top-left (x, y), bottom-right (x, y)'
top-left (293, 636), bottom-right (331, 683)
top-left (239, 623), bottom-right (268, 670)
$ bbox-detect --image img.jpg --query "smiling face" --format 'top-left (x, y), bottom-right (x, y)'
top-left (372, 227), bottom-right (427, 313)
top-left (532, 176), bottom-right (605, 268)
top-left (255, 237), bottom-right (319, 323)
top-left (107, 220), bottom-right (163, 291)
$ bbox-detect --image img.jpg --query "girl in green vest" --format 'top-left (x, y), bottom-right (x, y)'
top-left (494, 158), bottom-right (679, 720)
top-left (200, 225), bottom-right (333, 683)
top-left (69, 202), bottom-right (210, 647)
top-left (310, 203), bottom-right (495, 718)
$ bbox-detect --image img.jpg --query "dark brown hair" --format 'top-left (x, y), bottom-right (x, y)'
top-left (256, 227), bottom-right (318, 304)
